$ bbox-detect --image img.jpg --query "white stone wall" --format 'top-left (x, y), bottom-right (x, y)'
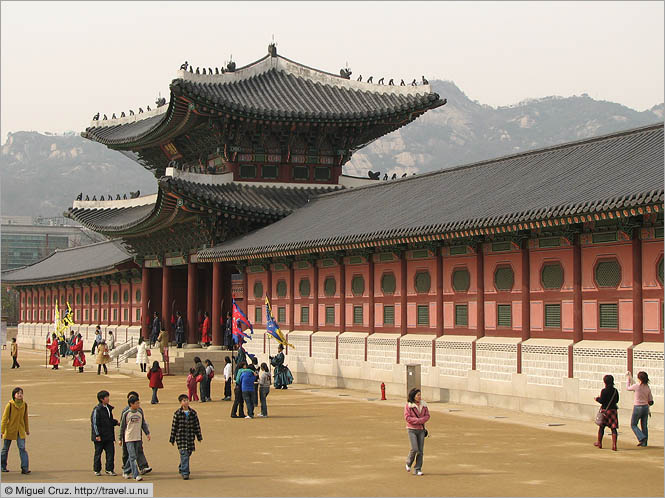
top-left (436, 339), bottom-right (472, 378)
top-left (286, 333), bottom-right (310, 360)
top-left (244, 332), bottom-right (265, 357)
top-left (476, 341), bottom-right (518, 382)
top-left (573, 341), bottom-right (630, 392)
top-left (522, 344), bottom-right (569, 387)
top-left (633, 348), bottom-right (664, 398)
top-left (399, 336), bottom-right (434, 377)
top-left (337, 335), bottom-right (366, 368)
top-left (367, 336), bottom-right (398, 371)
top-left (312, 334), bottom-right (337, 366)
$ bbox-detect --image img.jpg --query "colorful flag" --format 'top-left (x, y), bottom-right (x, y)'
top-left (265, 296), bottom-right (294, 348)
top-left (232, 298), bottom-right (253, 344)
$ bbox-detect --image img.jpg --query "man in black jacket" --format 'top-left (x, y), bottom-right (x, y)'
top-left (150, 313), bottom-right (161, 347)
top-left (90, 390), bottom-right (119, 476)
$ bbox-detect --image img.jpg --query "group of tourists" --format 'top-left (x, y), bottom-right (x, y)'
top-left (45, 326), bottom-right (113, 375)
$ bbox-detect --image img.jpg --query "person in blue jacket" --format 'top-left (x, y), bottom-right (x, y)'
top-left (235, 362), bottom-right (257, 419)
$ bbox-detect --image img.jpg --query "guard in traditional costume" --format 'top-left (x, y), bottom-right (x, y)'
top-left (71, 333), bottom-right (86, 373)
top-left (46, 333), bottom-right (60, 370)
top-left (269, 344), bottom-right (293, 389)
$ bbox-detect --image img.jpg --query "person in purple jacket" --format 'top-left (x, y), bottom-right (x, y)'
top-left (404, 388), bottom-right (430, 476)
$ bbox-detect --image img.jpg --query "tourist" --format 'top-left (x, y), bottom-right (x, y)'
top-left (175, 311), bottom-right (185, 348)
top-left (72, 333), bottom-right (86, 373)
top-left (91, 390), bottom-right (119, 476)
top-left (193, 357), bottom-right (207, 402)
top-left (136, 336), bottom-right (148, 373)
top-left (120, 391), bottom-right (151, 476)
top-left (119, 395), bottom-right (150, 481)
top-left (68, 330), bottom-right (76, 356)
top-left (92, 326), bottom-right (102, 355)
top-left (157, 328), bottom-right (169, 359)
top-left (222, 356), bottom-right (232, 401)
top-left (230, 362), bottom-right (247, 418)
top-left (150, 312), bottom-right (160, 347)
top-left (626, 371), bottom-right (654, 447)
top-left (203, 360), bottom-right (215, 402)
top-left (236, 361), bottom-right (256, 419)
top-left (107, 330), bottom-right (115, 351)
top-left (147, 361), bottom-right (164, 404)
top-left (10, 338), bottom-right (19, 369)
top-left (223, 312), bottom-right (233, 349)
top-left (1, 387), bottom-right (30, 474)
top-left (594, 374), bottom-right (619, 451)
top-left (235, 341), bottom-right (247, 375)
top-left (270, 344), bottom-right (293, 389)
top-left (249, 357), bottom-right (260, 408)
top-left (186, 368), bottom-right (199, 402)
top-left (47, 332), bottom-right (60, 370)
top-left (96, 340), bottom-right (111, 375)
top-left (404, 387), bottom-right (429, 476)
top-left (201, 311), bottom-right (211, 347)
top-left (258, 362), bottom-right (271, 417)
top-left (169, 394), bottom-right (203, 480)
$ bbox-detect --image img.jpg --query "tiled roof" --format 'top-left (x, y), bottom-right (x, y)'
top-left (68, 203), bottom-right (156, 232)
top-left (2, 240), bottom-right (132, 284)
top-left (198, 124), bottom-right (664, 261)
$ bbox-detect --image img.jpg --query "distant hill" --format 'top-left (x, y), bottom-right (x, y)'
top-left (2, 82), bottom-right (662, 217)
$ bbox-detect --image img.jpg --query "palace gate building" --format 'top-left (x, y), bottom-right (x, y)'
top-left (4, 46), bottom-right (663, 425)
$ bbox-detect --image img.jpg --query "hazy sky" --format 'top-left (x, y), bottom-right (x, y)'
top-left (1, 1), bottom-right (663, 138)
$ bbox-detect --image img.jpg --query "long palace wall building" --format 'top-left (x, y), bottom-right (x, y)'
top-left (4, 45), bottom-right (663, 426)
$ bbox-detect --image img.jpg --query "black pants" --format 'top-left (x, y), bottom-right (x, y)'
top-left (231, 386), bottom-right (245, 417)
top-left (151, 387), bottom-right (159, 404)
top-left (91, 343), bottom-right (98, 355)
top-left (93, 440), bottom-right (115, 472)
top-left (11, 356), bottom-right (19, 368)
top-left (224, 378), bottom-right (232, 398)
top-left (97, 364), bottom-right (108, 375)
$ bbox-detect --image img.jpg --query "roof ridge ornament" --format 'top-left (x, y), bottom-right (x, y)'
top-left (268, 42), bottom-right (277, 57)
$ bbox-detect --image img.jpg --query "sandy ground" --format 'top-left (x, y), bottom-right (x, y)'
top-left (1, 349), bottom-right (663, 497)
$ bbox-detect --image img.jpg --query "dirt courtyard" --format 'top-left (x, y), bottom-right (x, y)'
top-left (1, 349), bottom-right (663, 497)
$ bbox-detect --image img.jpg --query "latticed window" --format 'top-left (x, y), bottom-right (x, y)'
top-left (135, 290), bottom-right (141, 303)
top-left (239, 164), bottom-right (257, 178)
top-left (135, 309), bottom-right (140, 322)
top-left (255, 307), bottom-right (262, 324)
top-left (353, 305), bottom-right (363, 325)
top-left (299, 278), bottom-right (310, 297)
top-left (75, 294), bottom-right (81, 304)
top-left (383, 305), bottom-right (395, 325)
top-left (102, 292), bottom-right (108, 304)
top-left (658, 258), bottom-right (664, 285)
top-left (68, 294), bottom-right (73, 304)
top-left (300, 306), bottom-right (309, 324)
top-left (293, 166), bottom-right (309, 180)
top-left (599, 303), bottom-right (618, 328)
top-left (84, 293), bottom-right (89, 304)
top-left (381, 273), bottom-right (396, 294)
top-left (112, 309), bottom-right (116, 321)
top-left (595, 260), bottom-right (621, 288)
top-left (351, 275), bottom-right (365, 296)
top-left (85, 309), bottom-right (89, 322)
top-left (544, 304), bottom-right (561, 328)
top-left (262, 164), bottom-right (278, 179)
top-left (76, 310), bottom-right (80, 321)
top-left (123, 309), bottom-right (128, 321)
top-left (47, 296), bottom-right (51, 305)
top-left (276, 280), bottom-right (287, 298)
top-left (494, 267), bottom-right (514, 291)
top-left (541, 263), bottom-right (564, 289)
top-left (497, 304), bottom-right (512, 327)
top-left (455, 304), bottom-right (468, 326)
top-left (103, 309), bottom-right (108, 321)
top-left (40, 295), bottom-right (44, 305)
top-left (452, 268), bottom-right (470, 292)
top-left (278, 307), bottom-right (286, 323)
top-left (93, 293), bottom-right (99, 304)
top-left (325, 306), bottom-right (335, 324)
top-left (417, 305), bottom-right (429, 326)
top-left (94, 309), bottom-right (99, 322)
top-left (112, 291), bottom-right (119, 303)
top-left (414, 271), bottom-right (431, 293)
top-left (123, 290), bottom-right (129, 303)
top-left (324, 277), bottom-right (336, 297)
top-left (253, 281), bottom-right (264, 299)
top-left (314, 166), bottom-right (331, 181)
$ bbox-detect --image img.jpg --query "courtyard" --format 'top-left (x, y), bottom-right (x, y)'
top-left (0, 349), bottom-right (663, 497)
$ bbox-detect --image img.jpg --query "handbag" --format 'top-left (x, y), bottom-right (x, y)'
top-left (208, 370), bottom-right (215, 380)
top-left (195, 374), bottom-right (203, 383)
top-left (595, 389), bottom-right (617, 426)
top-left (146, 349), bottom-right (151, 356)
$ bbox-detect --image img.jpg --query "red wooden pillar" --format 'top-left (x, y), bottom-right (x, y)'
top-left (106, 281), bottom-right (112, 326)
top-left (116, 280), bottom-right (122, 325)
top-left (312, 263), bottom-right (319, 333)
top-left (18, 290), bottom-right (23, 323)
top-left (242, 269), bottom-right (248, 305)
top-left (368, 257), bottom-right (375, 334)
top-left (288, 263), bottom-right (295, 330)
top-left (141, 268), bottom-right (150, 338)
top-left (187, 262), bottom-right (198, 344)
top-left (632, 233), bottom-right (643, 346)
top-left (436, 250), bottom-right (443, 337)
top-left (339, 260), bottom-right (346, 333)
top-left (400, 254), bottom-right (407, 336)
top-left (518, 242), bottom-right (531, 374)
top-left (211, 262), bottom-right (222, 346)
top-left (571, 236), bottom-right (583, 377)
top-left (162, 266), bottom-right (172, 335)
top-left (474, 247), bottom-right (485, 370)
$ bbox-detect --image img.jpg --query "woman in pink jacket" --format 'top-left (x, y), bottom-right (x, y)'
top-left (626, 371), bottom-right (654, 447)
top-left (404, 388), bottom-right (430, 476)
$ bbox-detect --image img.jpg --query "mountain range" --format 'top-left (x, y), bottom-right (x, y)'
top-left (2, 80), bottom-right (662, 217)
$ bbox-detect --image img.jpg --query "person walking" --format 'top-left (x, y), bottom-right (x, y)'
top-left (175, 311), bottom-right (185, 349)
top-left (91, 390), bottom-right (119, 476)
top-left (193, 357), bottom-right (207, 402)
top-left (96, 340), bottom-right (111, 375)
top-left (120, 391), bottom-right (152, 476)
top-left (404, 387), bottom-right (430, 476)
top-left (107, 330), bottom-right (115, 351)
top-left (136, 337), bottom-right (148, 373)
top-left (150, 313), bottom-right (160, 348)
top-left (222, 356), bottom-right (233, 401)
top-left (10, 338), bottom-right (20, 369)
top-left (91, 326), bottom-right (102, 355)
top-left (72, 333), bottom-right (86, 373)
top-left (626, 371), bottom-right (654, 447)
top-left (186, 368), bottom-right (199, 402)
top-left (594, 374), bottom-right (620, 451)
top-left (119, 395), bottom-right (150, 481)
top-left (156, 328), bottom-right (169, 360)
top-left (201, 312), bottom-right (211, 347)
top-left (203, 360), bottom-right (215, 402)
top-left (230, 362), bottom-right (247, 418)
top-left (147, 361), bottom-right (164, 404)
top-left (46, 333), bottom-right (60, 370)
top-left (270, 344), bottom-right (293, 389)
top-left (169, 394), bottom-right (203, 480)
top-left (1, 387), bottom-right (30, 474)
top-left (236, 361), bottom-right (256, 419)
top-left (249, 357), bottom-right (260, 408)
top-left (258, 362), bottom-right (271, 417)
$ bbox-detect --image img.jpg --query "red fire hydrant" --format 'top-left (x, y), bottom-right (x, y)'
top-left (380, 382), bottom-right (386, 400)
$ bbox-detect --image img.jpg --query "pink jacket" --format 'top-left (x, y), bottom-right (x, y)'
top-left (404, 401), bottom-right (430, 430)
